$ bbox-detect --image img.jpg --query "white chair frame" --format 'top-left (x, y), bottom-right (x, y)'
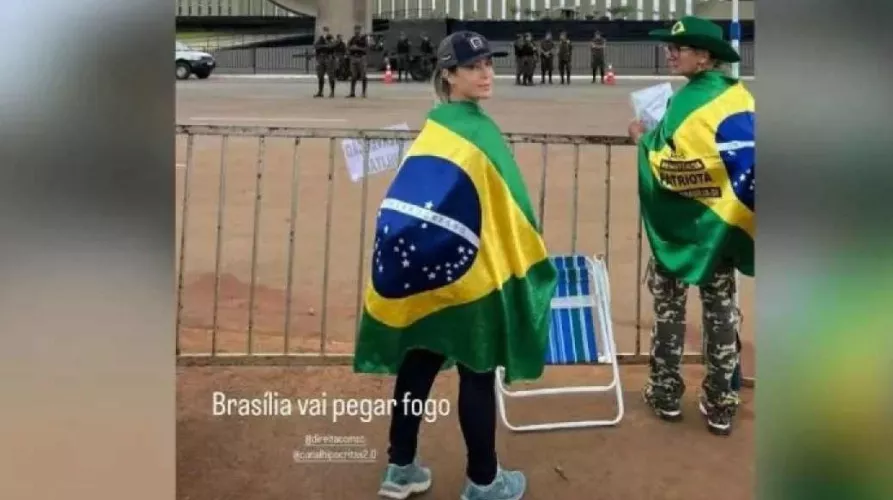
top-left (495, 254), bottom-right (625, 432)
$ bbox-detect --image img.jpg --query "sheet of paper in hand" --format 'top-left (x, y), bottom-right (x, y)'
top-left (629, 83), bottom-right (674, 132)
top-left (341, 123), bottom-right (412, 182)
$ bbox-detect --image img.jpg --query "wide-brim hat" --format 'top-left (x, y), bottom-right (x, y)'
top-left (649, 16), bottom-right (740, 63)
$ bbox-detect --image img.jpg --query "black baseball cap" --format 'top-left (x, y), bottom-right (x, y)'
top-left (437, 31), bottom-right (493, 69)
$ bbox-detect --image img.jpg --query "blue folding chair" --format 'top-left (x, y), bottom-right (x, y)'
top-left (496, 254), bottom-right (625, 432)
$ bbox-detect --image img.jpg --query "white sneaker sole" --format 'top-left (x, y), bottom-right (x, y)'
top-left (378, 478), bottom-right (432, 500)
top-left (641, 391), bottom-right (681, 418)
top-left (460, 475), bottom-right (526, 500)
top-left (460, 493), bottom-right (524, 500)
top-left (698, 401), bottom-right (731, 431)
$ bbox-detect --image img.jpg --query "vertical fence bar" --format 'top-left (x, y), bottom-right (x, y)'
top-left (283, 138), bottom-right (302, 353)
top-left (604, 144), bottom-right (612, 267)
top-left (175, 134), bottom-right (195, 354)
top-left (397, 134), bottom-right (407, 167)
top-left (355, 139), bottom-right (371, 335)
top-left (246, 136), bottom-right (267, 354)
top-left (634, 204), bottom-right (643, 356)
top-left (538, 143), bottom-right (548, 233)
top-left (211, 135), bottom-right (229, 355)
top-left (320, 139), bottom-right (337, 355)
top-left (570, 144), bottom-right (580, 253)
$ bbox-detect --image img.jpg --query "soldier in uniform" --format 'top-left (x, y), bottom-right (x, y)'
top-left (418, 32), bottom-right (434, 77)
top-left (521, 33), bottom-right (537, 86)
top-left (332, 34), bottom-right (347, 81)
top-left (512, 33), bottom-right (524, 85)
top-left (590, 31), bottom-right (607, 83)
top-left (557, 31), bottom-right (573, 84)
top-left (313, 26), bottom-right (336, 98)
top-left (395, 31), bottom-right (411, 82)
top-left (538, 31), bottom-right (555, 84)
top-left (347, 25), bottom-right (369, 98)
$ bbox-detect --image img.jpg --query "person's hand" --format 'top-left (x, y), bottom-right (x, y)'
top-left (628, 120), bottom-right (646, 144)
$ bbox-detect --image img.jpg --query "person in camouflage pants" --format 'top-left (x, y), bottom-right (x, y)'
top-left (643, 257), bottom-right (741, 436)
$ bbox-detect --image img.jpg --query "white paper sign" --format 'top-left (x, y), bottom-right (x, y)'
top-left (630, 83), bottom-right (674, 132)
top-left (341, 123), bottom-right (412, 182)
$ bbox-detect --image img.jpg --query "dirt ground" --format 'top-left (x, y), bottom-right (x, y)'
top-left (175, 79), bottom-right (755, 499)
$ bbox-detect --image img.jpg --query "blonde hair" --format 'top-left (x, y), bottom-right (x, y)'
top-left (432, 62), bottom-right (452, 103)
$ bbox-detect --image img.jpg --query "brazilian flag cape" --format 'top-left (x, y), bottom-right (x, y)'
top-left (638, 70), bottom-right (755, 285)
top-left (353, 100), bottom-right (558, 384)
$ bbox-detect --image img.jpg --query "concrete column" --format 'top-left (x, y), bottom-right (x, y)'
top-left (316, 0), bottom-right (373, 37)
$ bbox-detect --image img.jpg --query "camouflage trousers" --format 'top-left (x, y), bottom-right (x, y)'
top-left (645, 258), bottom-right (740, 409)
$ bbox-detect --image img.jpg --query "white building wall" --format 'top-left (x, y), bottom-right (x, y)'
top-left (174, 0), bottom-right (751, 20)
top-left (372, 0), bottom-right (704, 19)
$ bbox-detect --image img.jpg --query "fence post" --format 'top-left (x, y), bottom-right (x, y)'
top-left (252, 47), bottom-right (258, 75)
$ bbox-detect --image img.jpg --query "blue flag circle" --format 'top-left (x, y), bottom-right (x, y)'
top-left (716, 111), bottom-right (755, 211)
top-left (372, 155), bottom-right (483, 299)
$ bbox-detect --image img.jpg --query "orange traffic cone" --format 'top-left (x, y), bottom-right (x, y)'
top-left (384, 61), bottom-right (394, 84)
top-left (605, 64), bottom-right (616, 85)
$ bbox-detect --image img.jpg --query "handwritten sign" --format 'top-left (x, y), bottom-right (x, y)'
top-left (341, 123), bottom-right (412, 182)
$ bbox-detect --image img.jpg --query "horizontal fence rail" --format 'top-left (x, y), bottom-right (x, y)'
top-left (210, 41), bottom-right (755, 76)
top-left (175, 125), bottom-right (754, 386)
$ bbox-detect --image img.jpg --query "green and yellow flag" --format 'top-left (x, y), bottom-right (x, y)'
top-left (638, 70), bottom-right (755, 285)
top-left (353, 101), bottom-right (557, 384)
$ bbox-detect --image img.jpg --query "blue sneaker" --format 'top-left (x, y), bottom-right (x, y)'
top-left (460, 467), bottom-right (527, 500)
top-left (377, 461), bottom-right (432, 499)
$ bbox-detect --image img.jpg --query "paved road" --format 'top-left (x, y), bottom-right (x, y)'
top-left (176, 75), bottom-right (679, 134)
top-left (178, 74), bottom-right (671, 98)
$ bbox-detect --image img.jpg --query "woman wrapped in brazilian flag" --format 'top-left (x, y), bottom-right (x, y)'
top-left (628, 16), bottom-right (755, 437)
top-left (353, 31), bottom-right (557, 500)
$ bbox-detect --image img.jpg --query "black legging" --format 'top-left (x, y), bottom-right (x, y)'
top-left (387, 349), bottom-right (498, 486)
